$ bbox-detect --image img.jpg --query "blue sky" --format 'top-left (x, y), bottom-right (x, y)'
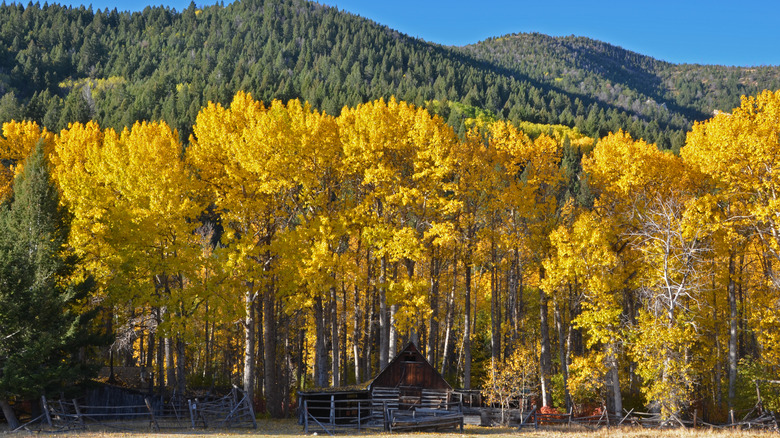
top-left (57, 0), bottom-right (778, 66)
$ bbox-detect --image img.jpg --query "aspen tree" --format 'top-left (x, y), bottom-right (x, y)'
top-left (0, 121), bottom-right (54, 201)
top-left (682, 90), bottom-right (780, 406)
top-left (585, 131), bottom-right (708, 417)
top-left (338, 98), bottom-right (455, 370)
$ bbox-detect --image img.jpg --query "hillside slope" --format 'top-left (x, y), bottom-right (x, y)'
top-left (463, 33), bottom-right (780, 126)
top-left (0, 0), bottom-right (778, 148)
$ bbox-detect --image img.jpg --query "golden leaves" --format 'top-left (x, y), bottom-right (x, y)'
top-left (0, 120), bottom-right (55, 201)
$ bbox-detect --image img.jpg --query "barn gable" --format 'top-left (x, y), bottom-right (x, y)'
top-left (369, 342), bottom-right (451, 392)
top-left (299, 342), bottom-right (460, 433)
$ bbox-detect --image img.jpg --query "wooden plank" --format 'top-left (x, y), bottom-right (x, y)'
top-left (41, 396), bottom-right (53, 427)
top-left (72, 399), bottom-right (85, 426)
top-left (145, 397), bottom-right (159, 431)
top-left (389, 410), bottom-right (464, 433)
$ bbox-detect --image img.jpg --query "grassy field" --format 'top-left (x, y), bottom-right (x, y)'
top-left (47, 418), bottom-right (778, 438)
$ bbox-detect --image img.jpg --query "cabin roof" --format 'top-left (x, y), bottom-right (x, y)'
top-left (368, 342), bottom-right (452, 391)
top-left (298, 342), bottom-right (452, 397)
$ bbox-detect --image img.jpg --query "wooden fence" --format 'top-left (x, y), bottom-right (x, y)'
top-left (301, 397), bottom-right (464, 435)
top-left (517, 407), bottom-right (625, 430)
top-left (11, 387), bottom-right (255, 433)
top-left (516, 406), bottom-right (778, 432)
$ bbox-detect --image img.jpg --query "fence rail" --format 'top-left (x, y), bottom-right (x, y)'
top-left (302, 397), bottom-right (465, 435)
top-left (14, 386), bottom-right (257, 433)
top-left (302, 398), bottom-right (372, 436)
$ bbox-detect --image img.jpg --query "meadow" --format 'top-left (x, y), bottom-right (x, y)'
top-left (54, 419), bottom-right (778, 438)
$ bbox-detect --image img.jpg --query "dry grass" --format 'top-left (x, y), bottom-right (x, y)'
top-left (48, 418), bottom-right (778, 438)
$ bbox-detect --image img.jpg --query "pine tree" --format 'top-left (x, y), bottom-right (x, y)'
top-left (0, 142), bottom-right (100, 429)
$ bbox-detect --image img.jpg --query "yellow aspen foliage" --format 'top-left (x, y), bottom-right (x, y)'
top-left (190, 93), bottom-right (340, 286)
top-left (104, 121), bottom-right (204, 322)
top-left (583, 130), bottom-right (709, 418)
top-left (338, 98), bottom-right (457, 334)
top-left (51, 121), bottom-right (115, 286)
top-left (683, 90), bottom-right (780, 272)
top-left (584, 130), bottom-right (690, 207)
top-left (54, 119), bottom-right (205, 339)
top-left (544, 211), bottom-right (627, 407)
top-left (629, 311), bottom-right (699, 417)
top-left (483, 344), bottom-right (539, 416)
top-left (0, 120), bottom-right (55, 201)
top-left (683, 89), bottom-right (780, 381)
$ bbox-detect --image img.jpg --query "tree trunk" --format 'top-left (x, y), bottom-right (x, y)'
top-left (0, 399), bottom-right (19, 431)
top-left (427, 254), bottom-right (440, 366)
top-left (263, 280), bottom-right (280, 417)
top-left (463, 258), bottom-right (472, 389)
top-left (313, 296), bottom-right (328, 387)
top-left (490, 250), bottom-right (501, 372)
top-left (389, 303), bottom-right (398, 357)
top-left (165, 336), bottom-right (175, 392)
top-left (608, 347), bottom-right (623, 415)
top-left (506, 247), bottom-right (520, 356)
top-left (176, 337), bottom-right (186, 398)
top-left (255, 297), bottom-right (264, 403)
top-left (330, 287), bottom-right (340, 387)
top-left (203, 301), bottom-right (211, 378)
top-left (243, 285), bottom-right (256, 404)
top-left (297, 328), bottom-right (305, 392)
top-left (364, 251), bottom-right (374, 379)
top-left (281, 319), bottom-right (291, 418)
top-left (341, 283), bottom-right (348, 385)
top-left (713, 286), bottom-right (722, 407)
top-left (539, 289), bottom-right (553, 407)
top-left (352, 283), bottom-right (361, 384)
top-left (440, 255), bottom-right (457, 377)
top-left (555, 300), bottom-right (571, 411)
top-left (364, 288), bottom-right (374, 381)
top-left (146, 322), bottom-right (155, 393)
top-left (728, 251), bottom-right (738, 409)
top-left (378, 255), bottom-right (389, 369)
top-left (155, 308), bottom-right (165, 392)
top-left (389, 262), bottom-right (401, 356)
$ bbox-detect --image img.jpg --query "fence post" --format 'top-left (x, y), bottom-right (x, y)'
top-left (304, 400), bottom-right (308, 435)
top-left (188, 399), bottom-right (196, 428)
top-left (246, 393), bottom-right (257, 429)
top-left (145, 397), bottom-right (160, 431)
top-left (41, 396), bottom-right (52, 427)
top-left (534, 409), bottom-right (538, 430)
top-left (72, 399), bottom-right (85, 426)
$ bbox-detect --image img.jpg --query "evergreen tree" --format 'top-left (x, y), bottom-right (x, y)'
top-left (0, 143), bottom-right (100, 429)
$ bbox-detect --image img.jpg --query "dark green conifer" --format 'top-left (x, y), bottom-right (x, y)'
top-left (0, 143), bottom-right (101, 429)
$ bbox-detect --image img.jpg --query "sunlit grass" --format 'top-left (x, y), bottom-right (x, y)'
top-left (53, 418), bottom-right (778, 438)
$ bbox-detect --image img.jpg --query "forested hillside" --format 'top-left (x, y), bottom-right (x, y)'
top-left (2, 0), bottom-right (779, 149)
top-left (464, 33), bottom-right (780, 123)
top-left (2, 0), bottom-right (780, 429)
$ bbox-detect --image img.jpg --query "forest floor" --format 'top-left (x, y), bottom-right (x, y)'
top-left (36, 418), bottom-right (778, 438)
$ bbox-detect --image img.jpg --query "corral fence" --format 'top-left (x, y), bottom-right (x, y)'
top-left (517, 406), bottom-right (626, 431)
top-left (301, 396), bottom-right (463, 436)
top-left (12, 386), bottom-right (256, 433)
top-left (516, 405), bottom-right (778, 432)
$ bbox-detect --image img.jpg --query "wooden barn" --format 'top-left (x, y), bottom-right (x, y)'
top-left (299, 342), bottom-right (462, 433)
top-left (368, 341), bottom-right (451, 411)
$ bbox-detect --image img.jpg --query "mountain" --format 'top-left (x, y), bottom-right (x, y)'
top-left (0, 0), bottom-right (779, 149)
top-left (463, 33), bottom-right (780, 128)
